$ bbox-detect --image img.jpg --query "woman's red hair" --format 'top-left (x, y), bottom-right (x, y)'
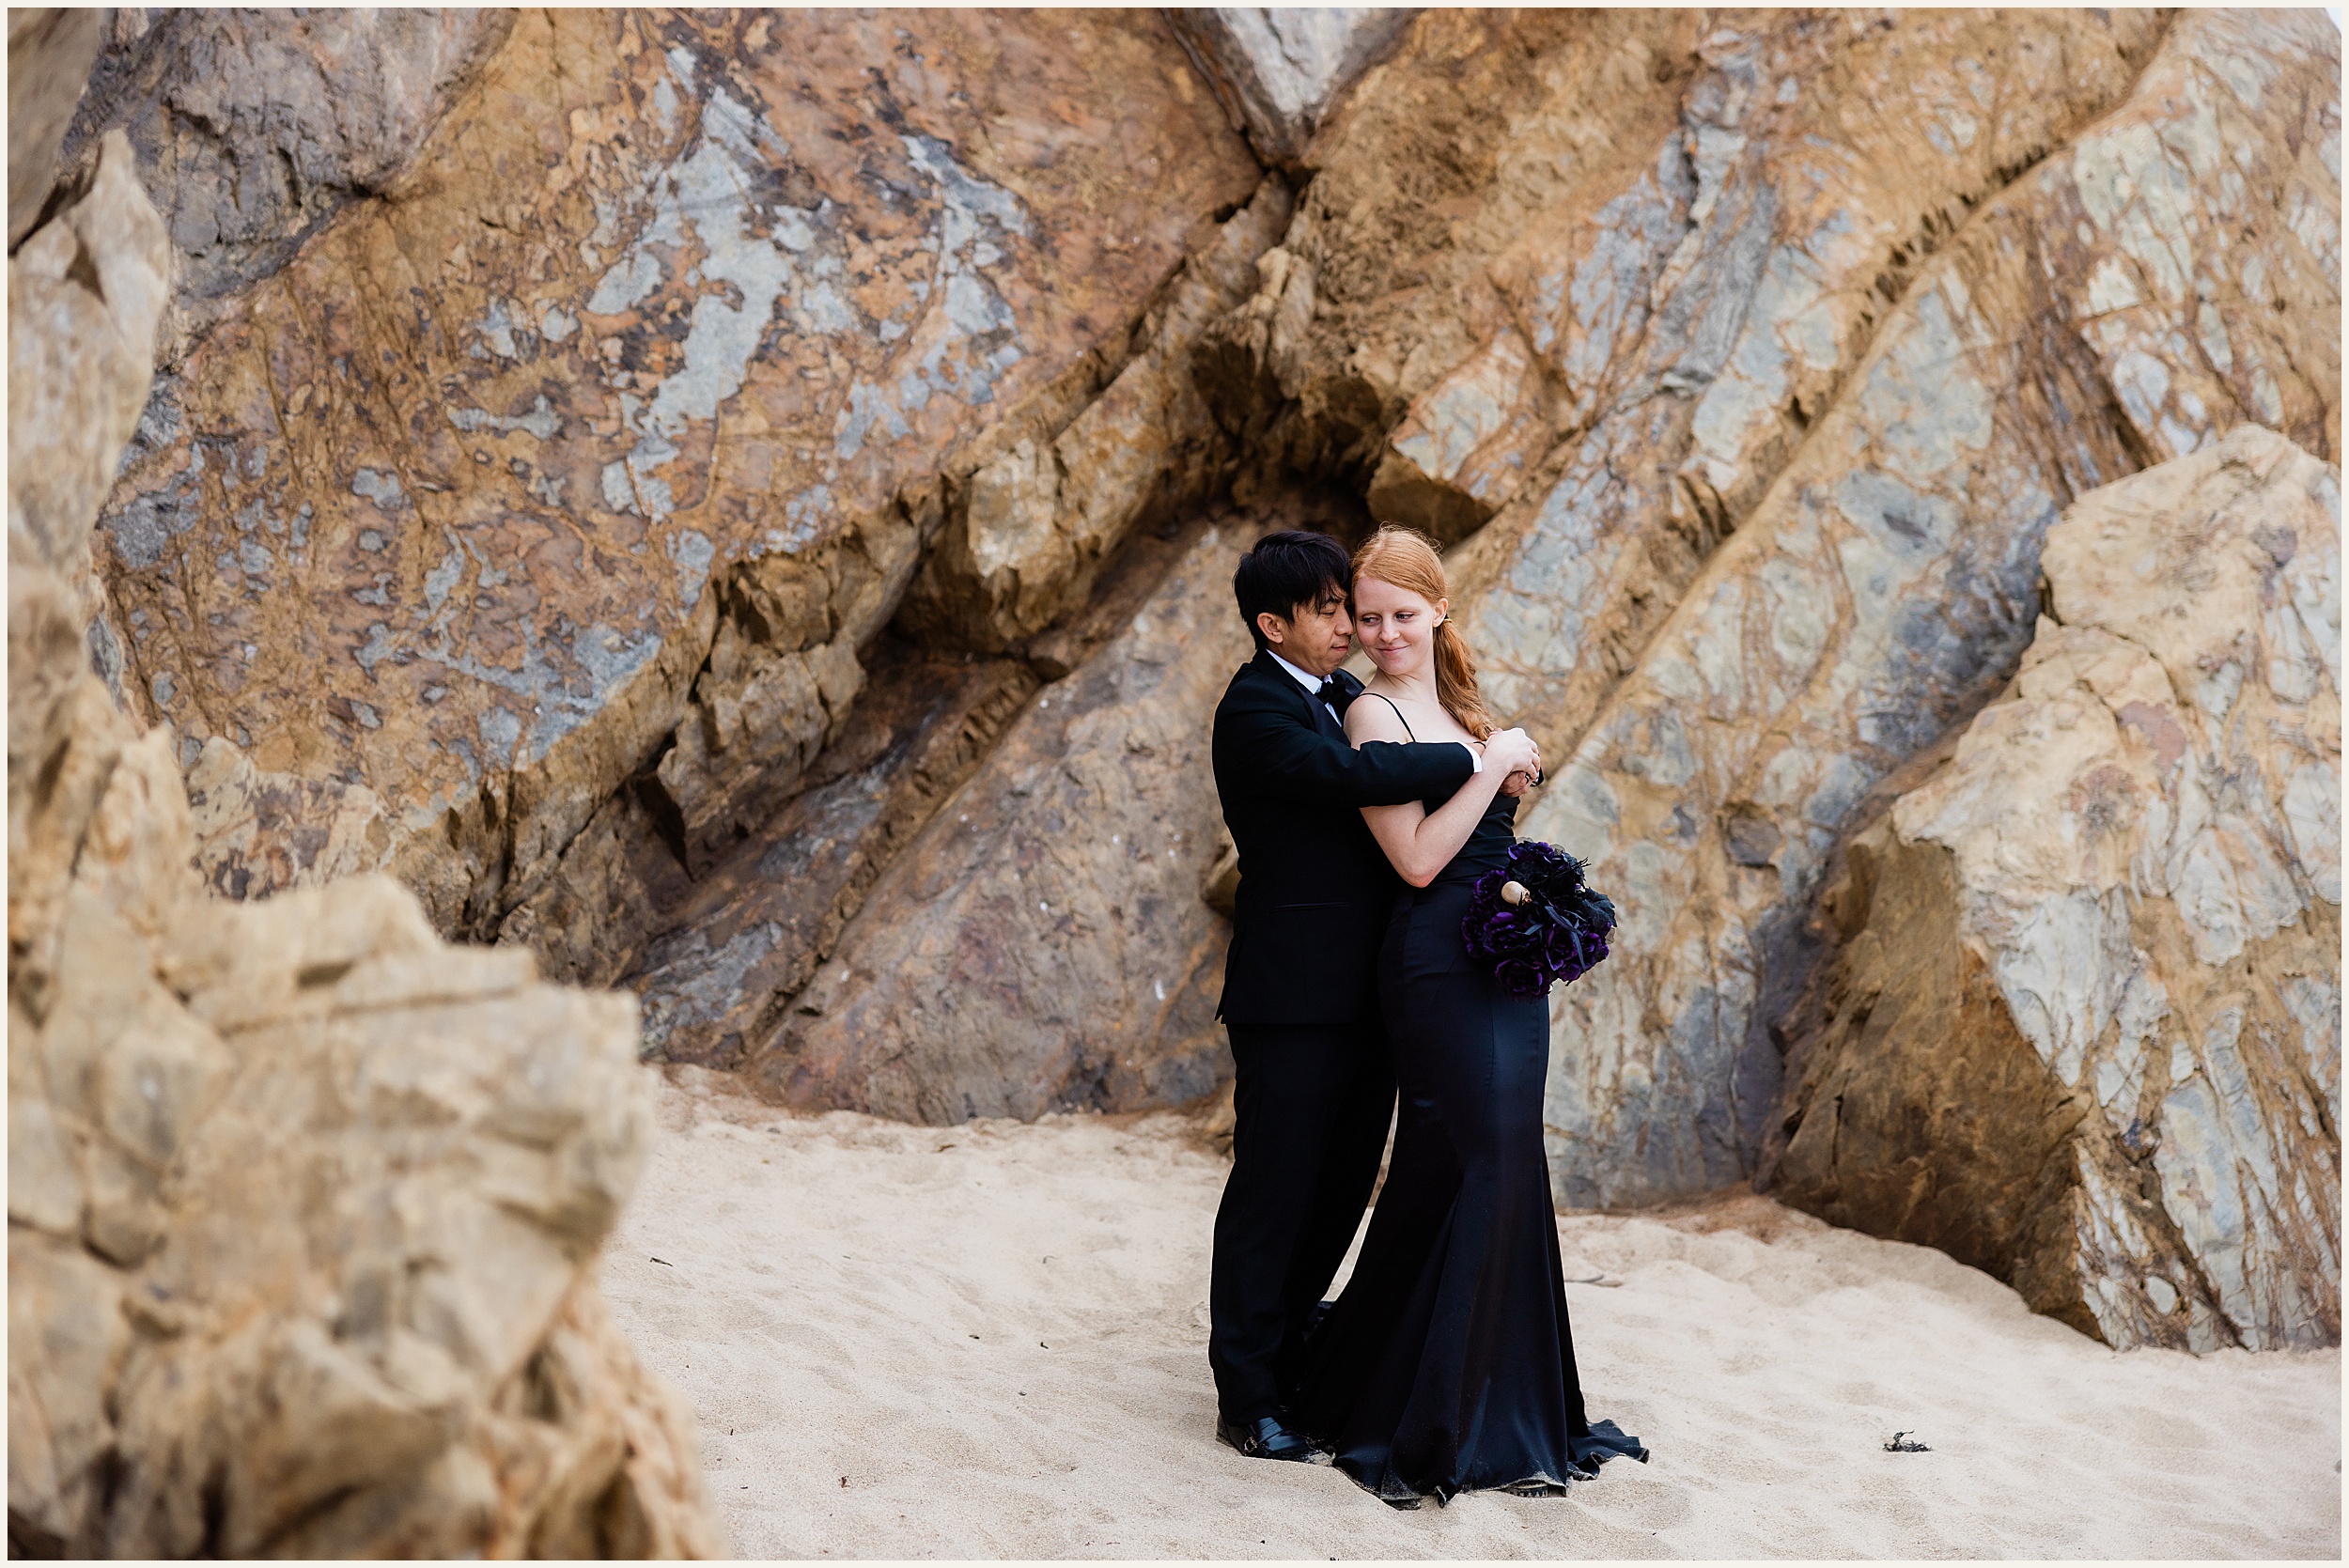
top-left (1350, 524), bottom-right (1496, 739)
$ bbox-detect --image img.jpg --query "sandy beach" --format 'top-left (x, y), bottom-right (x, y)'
top-left (604, 1071), bottom-right (2341, 1560)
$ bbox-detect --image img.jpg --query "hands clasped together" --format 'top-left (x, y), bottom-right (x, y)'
top-left (1478, 727), bottom-right (1541, 798)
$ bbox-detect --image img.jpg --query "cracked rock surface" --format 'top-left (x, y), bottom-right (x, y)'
top-left (8, 124), bottom-right (720, 1559)
top-left (86, 9), bottom-right (1257, 947)
top-left (1768, 424), bottom-right (2340, 1351)
top-left (1503, 8), bottom-right (2339, 1208)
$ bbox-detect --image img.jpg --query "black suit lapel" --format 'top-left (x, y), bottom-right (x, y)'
top-left (1261, 651), bottom-right (1346, 741)
top-left (1244, 649), bottom-right (1315, 731)
top-left (1307, 688), bottom-right (1346, 741)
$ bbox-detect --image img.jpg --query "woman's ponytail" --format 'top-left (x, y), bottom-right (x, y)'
top-left (1431, 616), bottom-right (1497, 740)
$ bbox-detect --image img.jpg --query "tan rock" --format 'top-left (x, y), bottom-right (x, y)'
top-left (8, 116), bottom-right (721, 1559)
top-left (7, 1230), bottom-right (130, 1550)
top-left (14, 725), bottom-right (723, 1563)
top-left (8, 129), bottom-right (173, 1020)
top-left (6, 8), bottom-right (104, 245)
top-left (1770, 425), bottom-right (2340, 1349)
top-left (183, 736), bottom-right (393, 901)
top-left (89, 8), bottom-right (1259, 946)
top-left (8, 128), bottom-right (171, 596)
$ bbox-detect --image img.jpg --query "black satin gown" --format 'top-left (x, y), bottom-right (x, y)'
top-left (1289, 782), bottom-right (1648, 1506)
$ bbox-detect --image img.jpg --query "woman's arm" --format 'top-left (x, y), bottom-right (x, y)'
top-left (1346, 698), bottom-right (1507, 889)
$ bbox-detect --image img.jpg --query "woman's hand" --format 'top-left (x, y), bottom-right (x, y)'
top-left (1483, 727), bottom-right (1540, 779)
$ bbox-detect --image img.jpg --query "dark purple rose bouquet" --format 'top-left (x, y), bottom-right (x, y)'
top-left (1461, 840), bottom-right (1616, 999)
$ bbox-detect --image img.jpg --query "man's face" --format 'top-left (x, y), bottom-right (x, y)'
top-left (1257, 586), bottom-right (1354, 678)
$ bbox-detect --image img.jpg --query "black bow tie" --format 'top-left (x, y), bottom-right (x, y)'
top-left (1315, 675), bottom-right (1354, 715)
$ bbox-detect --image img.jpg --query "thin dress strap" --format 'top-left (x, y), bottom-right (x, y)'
top-left (1364, 691), bottom-right (1416, 741)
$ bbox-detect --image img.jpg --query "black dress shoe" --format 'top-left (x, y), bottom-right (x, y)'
top-left (1217, 1413), bottom-right (1325, 1463)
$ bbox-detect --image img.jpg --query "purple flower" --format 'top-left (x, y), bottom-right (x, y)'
top-left (1460, 841), bottom-right (1616, 998)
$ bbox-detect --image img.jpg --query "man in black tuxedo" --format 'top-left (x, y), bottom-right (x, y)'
top-left (1206, 530), bottom-right (1539, 1462)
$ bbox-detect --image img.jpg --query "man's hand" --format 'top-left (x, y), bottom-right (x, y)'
top-left (1499, 768), bottom-right (1535, 799)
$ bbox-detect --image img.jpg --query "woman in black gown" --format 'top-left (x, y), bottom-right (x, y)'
top-left (1290, 525), bottom-right (1647, 1507)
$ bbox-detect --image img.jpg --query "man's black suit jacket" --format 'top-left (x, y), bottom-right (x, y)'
top-left (1211, 649), bottom-right (1475, 1030)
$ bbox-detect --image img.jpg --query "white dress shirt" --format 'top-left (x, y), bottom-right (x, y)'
top-left (1268, 650), bottom-right (1480, 770)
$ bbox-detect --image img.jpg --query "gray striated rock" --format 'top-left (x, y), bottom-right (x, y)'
top-left (1770, 425), bottom-right (2340, 1350)
top-left (622, 646), bottom-right (1039, 1060)
top-left (1440, 7), bottom-right (2174, 753)
top-left (1517, 8), bottom-right (2340, 1210)
top-left (898, 176), bottom-right (1294, 652)
top-left (1165, 8), bottom-right (1417, 164)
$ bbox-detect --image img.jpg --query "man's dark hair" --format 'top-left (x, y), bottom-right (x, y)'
top-left (1233, 530), bottom-right (1350, 652)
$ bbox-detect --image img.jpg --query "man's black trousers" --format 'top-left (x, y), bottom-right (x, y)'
top-left (1206, 1020), bottom-right (1396, 1423)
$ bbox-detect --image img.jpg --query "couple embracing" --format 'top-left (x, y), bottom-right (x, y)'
top-left (1206, 525), bottom-right (1647, 1508)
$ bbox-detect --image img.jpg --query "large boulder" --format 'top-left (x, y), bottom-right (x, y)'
top-left (1768, 426), bottom-right (2340, 1350)
top-left (8, 125), bottom-right (719, 1560)
top-left (1513, 8), bottom-right (2339, 1208)
top-left (85, 9), bottom-right (1261, 954)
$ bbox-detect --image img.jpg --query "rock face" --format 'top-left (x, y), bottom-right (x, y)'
top-left (61, 8), bottom-right (516, 361)
top-left (1768, 425), bottom-right (2340, 1351)
top-left (86, 8), bottom-right (1260, 946)
top-left (1165, 9), bottom-right (1417, 164)
top-left (750, 510), bottom-right (1269, 1120)
top-left (1501, 8), bottom-right (2340, 1208)
top-left (8, 129), bottom-right (720, 1558)
top-left (646, 6), bottom-right (2341, 1191)
top-left (710, 7), bottom-right (2170, 1134)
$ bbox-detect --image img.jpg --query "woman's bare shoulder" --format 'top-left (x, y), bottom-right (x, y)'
top-left (1345, 686), bottom-right (1412, 744)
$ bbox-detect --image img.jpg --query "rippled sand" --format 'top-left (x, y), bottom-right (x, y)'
top-left (605, 1069), bottom-right (2341, 1560)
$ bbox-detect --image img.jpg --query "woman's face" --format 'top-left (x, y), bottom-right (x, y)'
top-left (1351, 574), bottom-right (1447, 679)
